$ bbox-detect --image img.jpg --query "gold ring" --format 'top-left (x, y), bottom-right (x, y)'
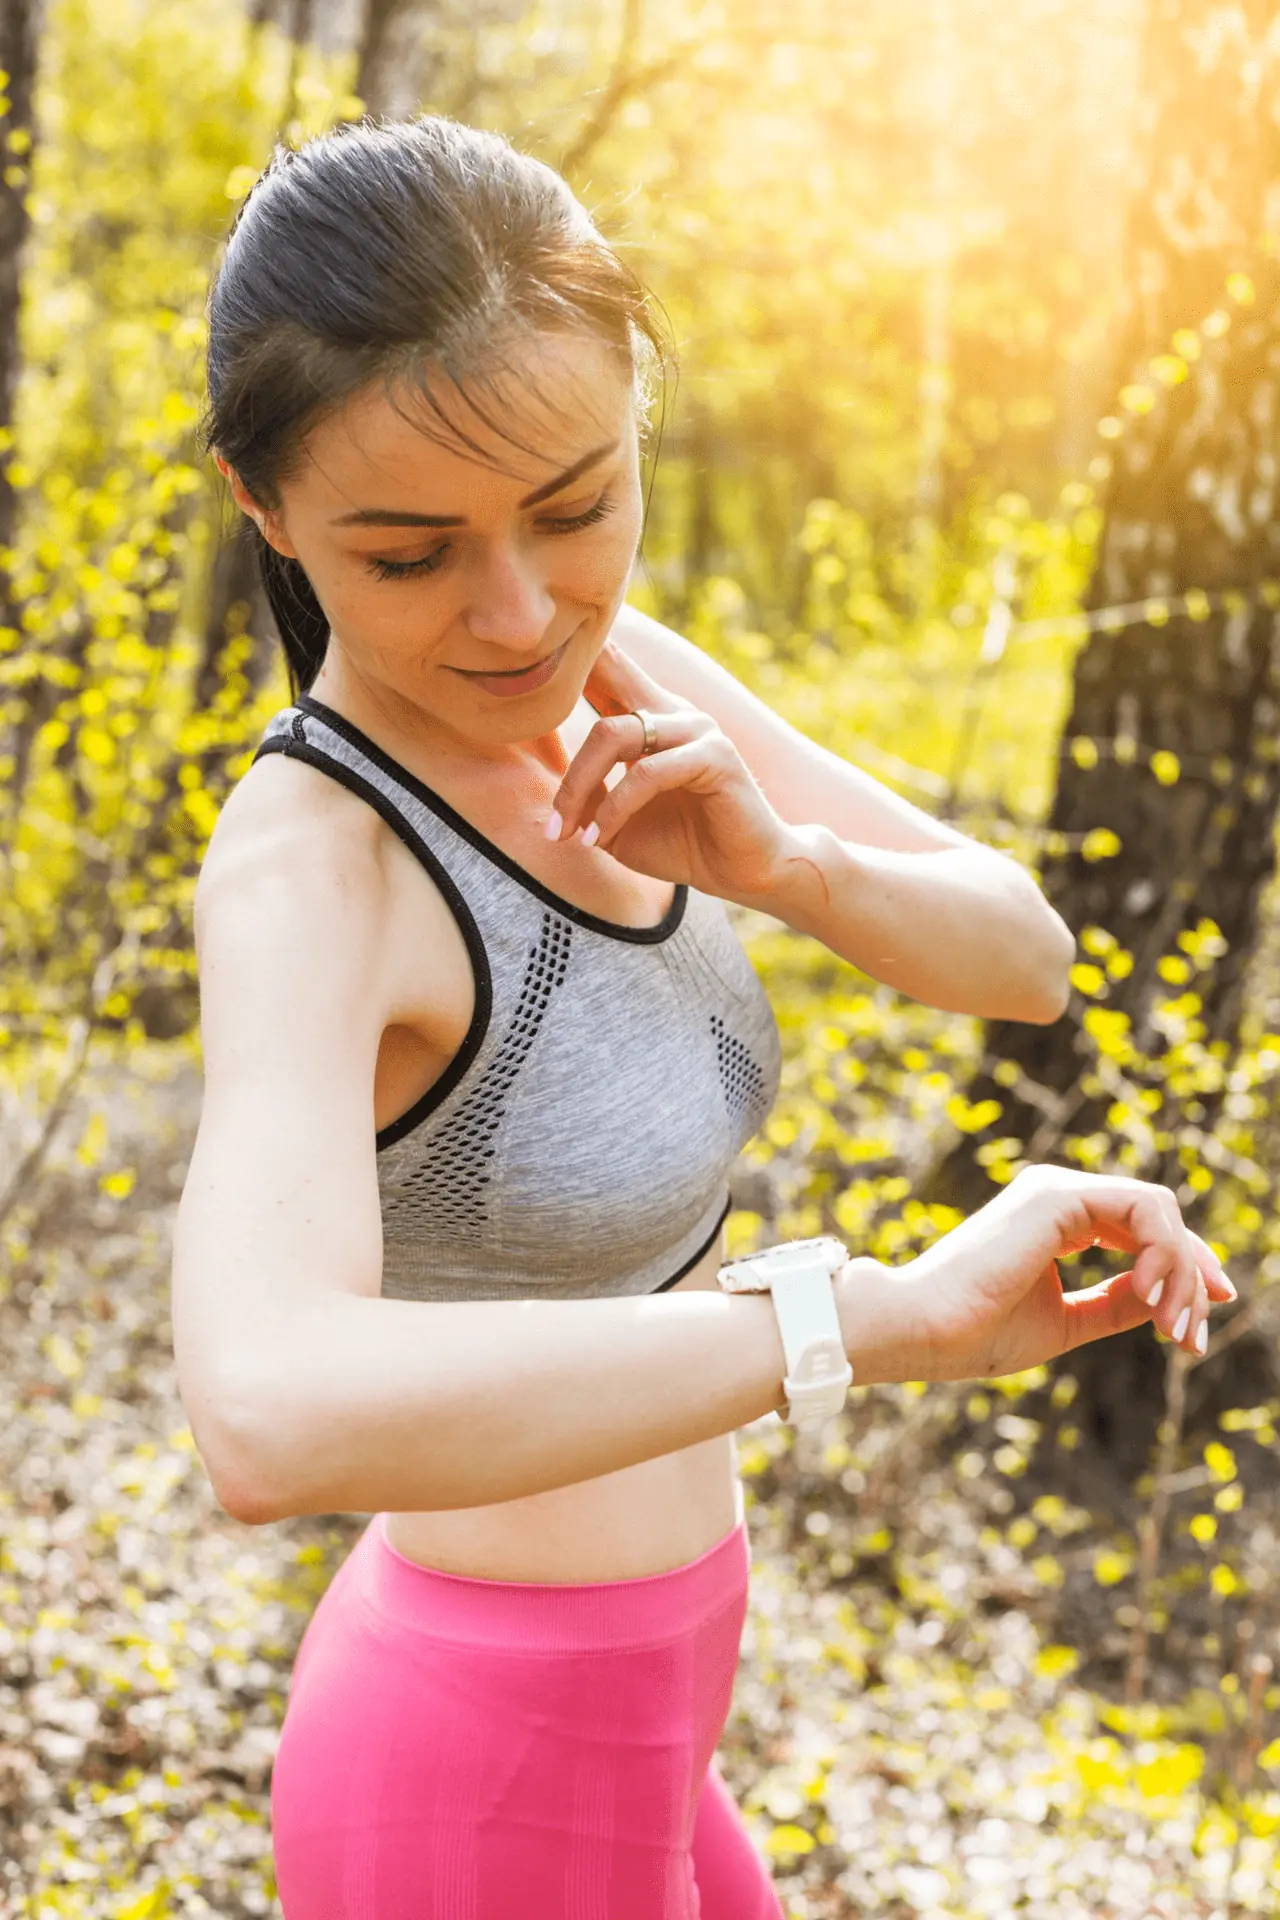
top-left (633, 708), bottom-right (659, 755)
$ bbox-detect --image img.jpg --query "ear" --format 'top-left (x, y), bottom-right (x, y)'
top-left (213, 448), bottom-right (256, 517)
top-left (212, 450), bottom-right (298, 559)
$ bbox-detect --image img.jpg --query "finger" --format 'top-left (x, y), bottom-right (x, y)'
top-left (582, 636), bottom-right (691, 720)
top-left (1143, 1184), bottom-right (1200, 1345)
top-left (1171, 1271), bottom-right (1210, 1358)
top-left (589, 737), bottom-right (731, 847)
top-left (1061, 1212), bottom-right (1233, 1305)
top-left (1068, 1211), bottom-right (1228, 1345)
top-left (549, 708), bottom-right (708, 839)
top-left (1186, 1229), bottom-right (1237, 1303)
top-left (1061, 1268), bottom-right (1158, 1353)
top-left (1066, 1177), bottom-right (1200, 1337)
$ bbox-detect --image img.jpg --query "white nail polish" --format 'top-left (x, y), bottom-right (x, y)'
top-left (581, 821), bottom-right (600, 847)
top-left (1172, 1306), bottom-right (1190, 1344)
top-left (1146, 1277), bottom-right (1164, 1309)
top-left (544, 809), bottom-right (562, 842)
top-left (1194, 1319), bottom-right (1208, 1355)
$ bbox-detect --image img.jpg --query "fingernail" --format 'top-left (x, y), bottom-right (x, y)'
top-left (1145, 1277), bottom-right (1164, 1309)
top-left (544, 809), bottom-right (562, 842)
top-left (581, 821), bottom-right (600, 847)
top-left (1172, 1306), bottom-right (1190, 1343)
top-left (1222, 1275), bottom-right (1238, 1301)
top-left (1194, 1319), bottom-right (1208, 1355)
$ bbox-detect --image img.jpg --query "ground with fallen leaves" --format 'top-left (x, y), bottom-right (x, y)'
top-left (1, 1043), bottom-right (1276, 1918)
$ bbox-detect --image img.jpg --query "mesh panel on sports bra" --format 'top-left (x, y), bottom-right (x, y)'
top-left (252, 695), bottom-right (782, 1302)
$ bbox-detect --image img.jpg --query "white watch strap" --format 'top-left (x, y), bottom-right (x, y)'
top-left (769, 1264), bottom-right (853, 1425)
top-left (718, 1237), bottom-right (853, 1425)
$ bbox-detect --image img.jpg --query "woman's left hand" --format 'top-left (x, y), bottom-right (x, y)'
top-left (548, 637), bottom-right (794, 901)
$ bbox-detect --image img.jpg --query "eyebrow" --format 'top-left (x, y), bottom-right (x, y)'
top-left (327, 441), bottom-right (619, 528)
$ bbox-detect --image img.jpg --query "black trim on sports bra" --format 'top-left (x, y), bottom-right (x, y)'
top-left (647, 1192), bottom-right (732, 1292)
top-left (252, 733), bottom-right (495, 1150)
top-left (294, 691), bottom-right (688, 946)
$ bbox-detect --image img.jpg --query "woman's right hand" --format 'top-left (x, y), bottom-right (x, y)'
top-left (838, 1164), bottom-right (1237, 1385)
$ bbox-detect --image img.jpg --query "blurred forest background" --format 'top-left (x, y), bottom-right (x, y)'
top-left (4, 0), bottom-right (1280, 1913)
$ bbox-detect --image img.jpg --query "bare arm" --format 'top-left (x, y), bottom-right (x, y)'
top-left (191, 1272), bottom-right (912, 1526)
top-left (609, 605), bottom-right (1074, 1022)
top-left (736, 828), bottom-right (1069, 1023)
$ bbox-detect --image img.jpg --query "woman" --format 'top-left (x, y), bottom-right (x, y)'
top-left (171, 115), bottom-right (1234, 1920)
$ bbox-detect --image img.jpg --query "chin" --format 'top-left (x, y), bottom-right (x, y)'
top-left (458, 676), bottom-right (585, 747)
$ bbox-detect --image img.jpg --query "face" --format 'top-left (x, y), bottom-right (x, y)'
top-left (217, 330), bottom-right (644, 751)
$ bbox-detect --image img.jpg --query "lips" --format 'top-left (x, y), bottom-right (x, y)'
top-left (453, 638), bottom-right (569, 700)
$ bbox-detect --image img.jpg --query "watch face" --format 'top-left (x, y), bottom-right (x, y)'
top-left (759, 1236), bottom-right (847, 1263)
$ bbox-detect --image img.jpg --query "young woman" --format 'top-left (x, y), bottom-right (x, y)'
top-left (171, 115), bottom-right (1234, 1920)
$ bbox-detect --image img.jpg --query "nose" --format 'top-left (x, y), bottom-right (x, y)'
top-left (463, 538), bottom-right (556, 652)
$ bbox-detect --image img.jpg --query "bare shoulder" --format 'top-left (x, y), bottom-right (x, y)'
top-left (192, 750), bottom-right (402, 1093)
top-left (195, 744), bottom-right (473, 1059)
top-left (197, 748), bottom-right (390, 940)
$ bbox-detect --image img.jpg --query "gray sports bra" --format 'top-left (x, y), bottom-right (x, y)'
top-left (252, 692), bottom-right (783, 1303)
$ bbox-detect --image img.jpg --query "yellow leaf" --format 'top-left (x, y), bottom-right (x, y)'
top-left (44, 1333), bottom-right (82, 1381)
top-left (1093, 1547), bottom-right (1133, 1587)
top-left (115, 1891), bottom-right (165, 1920)
top-left (1081, 828), bottom-right (1120, 862)
top-left (1136, 1745), bottom-right (1203, 1797)
top-left (765, 1824), bottom-right (816, 1858)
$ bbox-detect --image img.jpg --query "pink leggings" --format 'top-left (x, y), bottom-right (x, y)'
top-left (270, 1512), bottom-right (784, 1920)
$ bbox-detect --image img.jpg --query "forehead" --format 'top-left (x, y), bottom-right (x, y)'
top-left (295, 330), bottom-right (635, 515)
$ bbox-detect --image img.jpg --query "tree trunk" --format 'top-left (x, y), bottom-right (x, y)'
top-left (922, 0), bottom-right (1280, 1473)
top-left (353, 0), bottom-right (406, 109)
top-left (0, 0), bottom-right (43, 823)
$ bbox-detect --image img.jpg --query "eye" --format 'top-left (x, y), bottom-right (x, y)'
top-left (364, 544), bottom-right (451, 581)
top-left (536, 493), bottom-right (617, 535)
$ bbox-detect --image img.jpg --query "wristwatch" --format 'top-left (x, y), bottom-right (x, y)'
top-left (717, 1235), bottom-right (854, 1425)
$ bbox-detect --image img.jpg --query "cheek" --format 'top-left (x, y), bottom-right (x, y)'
top-left (560, 511), bottom-right (642, 601)
top-left (316, 565), bottom-right (457, 669)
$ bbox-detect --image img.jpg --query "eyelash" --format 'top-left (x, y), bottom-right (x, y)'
top-left (364, 493), bottom-right (618, 581)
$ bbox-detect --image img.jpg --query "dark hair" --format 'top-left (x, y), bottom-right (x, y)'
top-left (199, 114), bottom-right (670, 700)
